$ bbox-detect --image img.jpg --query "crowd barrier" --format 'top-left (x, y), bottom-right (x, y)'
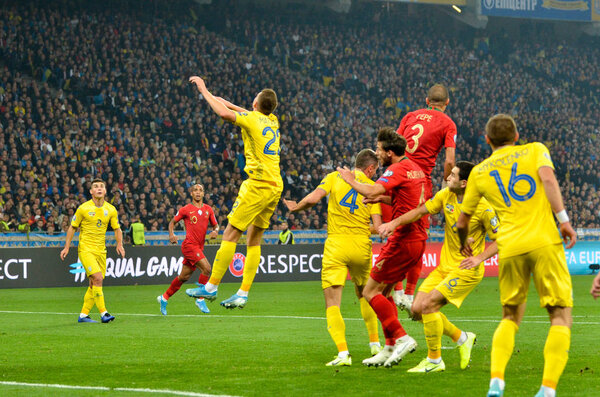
top-left (1, 242), bottom-right (598, 289)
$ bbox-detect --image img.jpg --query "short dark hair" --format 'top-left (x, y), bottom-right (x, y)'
top-left (257, 89), bottom-right (278, 115)
top-left (354, 149), bottom-right (378, 170)
top-left (486, 114), bottom-right (517, 147)
top-left (427, 84), bottom-right (449, 105)
top-left (455, 161), bottom-right (475, 181)
top-left (377, 127), bottom-right (407, 156)
top-left (91, 178), bottom-right (105, 187)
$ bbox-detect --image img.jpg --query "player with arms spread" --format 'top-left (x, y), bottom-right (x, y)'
top-left (337, 127), bottom-right (427, 368)
top-left (456, 114), bottom-right (576, 397)
top-left (186, 76), bottom-right (283, 309)
top-left (157, 183), bottom-right (218, 315)
top-left (60, 178), bottom-right (125, 323)
top-left (284, 149), bottom-right (382, 366)
top-left (379, 161), bottom-right (499, 373)
top-left (391, 83), bottom-right (458, 311)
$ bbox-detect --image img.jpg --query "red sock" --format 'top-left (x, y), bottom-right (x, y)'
top-left (163, 277), bottom-right (184, 300)
top-left (405, 263), bottom-right (423, 295)
top-left (369, 294), bottom-right (407, 340)
top-left (393, 280), bottom-right (405, 292)
top-left (198, 273), bottom-right (209, 285)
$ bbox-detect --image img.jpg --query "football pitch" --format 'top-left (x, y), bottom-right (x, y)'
top-left (0, 276), bottom-right (598, 397)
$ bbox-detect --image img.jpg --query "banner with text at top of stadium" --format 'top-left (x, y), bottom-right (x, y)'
top-left (481, 0), bottom-right (592, 20)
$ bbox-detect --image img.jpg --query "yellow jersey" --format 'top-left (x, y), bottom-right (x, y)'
top-left (318, 170), bottom-right (381, 237)
top-left (462, 142), bottom-right (562, 258)
top-left (425, 188), bottom-right (498, 272)
top-left (71, 200), bottom-right (120, 253)
top-left (234, 110), bottom-right (282, 186)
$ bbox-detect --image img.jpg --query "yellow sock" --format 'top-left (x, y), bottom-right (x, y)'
top-left (542, 325), bottom-right (571, 389)
top-left (439, 312), bottom-right (462, 342)
top-left (490, 319), bottom-right (519, 380)
top-left (208, 240), bottom-right (237, 285)
top-left (360, 297), bottom-right (379, 343)
top-left (422, 312), bottom-right (443, 360)
top-left (80, 287), bottom-right (94, 315)
top-left (240, 245), bottom-right (260, 292)
top-left (326, 306), bottom-right (347, 353)
top-left (92, 286), bottom-right (106, 314)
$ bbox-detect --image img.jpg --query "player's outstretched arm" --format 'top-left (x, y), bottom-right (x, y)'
top-left (591, 273), bottom-right (600, 299)
top-left (168, 218), bottom-right (178, 244)
top-left (538, 166), bottom-right (576, 249)
top-left (115, 228), bottom-right (125, 258)
top-left (378, 204), bottom-right (429, 239)
top-left (189, 76), bottom-right (236, 122)
top-left (215, 97), bottom-right (248, 113)
top-left (460, 240), bottom-right (498, 270)
top-left (283, 189), bottom-right (327, 213)
top-left (443, 147), bottom-right (455, 181)
top-left (60, 226), bottom-right (77, 260)
top-left (336, 166), bottom-right (386, 199)
top-left (370, 213), bottom-right (382, 235)
top-left (456, 212), bottom-right (473, 257)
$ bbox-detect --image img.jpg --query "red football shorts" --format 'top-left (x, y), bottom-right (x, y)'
top-left (370, 236), bottom-right (426, 284)
top-left (181, 242), bottom-right (206, 268)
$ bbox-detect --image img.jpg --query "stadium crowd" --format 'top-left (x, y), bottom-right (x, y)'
top-left (0, 0), bottom-right (598, 236)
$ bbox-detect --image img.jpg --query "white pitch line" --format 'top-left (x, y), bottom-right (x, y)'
top-left (0, 310), bottom-right (598, 325)
top-left (0, 381), bottom-right (239, 397)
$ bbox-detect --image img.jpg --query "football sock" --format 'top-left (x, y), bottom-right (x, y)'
top-left (457, 331), bottom-right (468, 346)
top-left (164, 276), bottom-right (184, 300)
top-left (440, 312), bottom-right (462, 342)
top-left (240, 245), bottom-right (261, 292)
top-left (537, 386), bottom-right (556, 397)
top-left (360, 297), bottom-right (380, 343)
top-left (542, 325), bottom-right (570, 390)
top-left (490, 319), bottom-right (519, 380)
top-left (208, 240), bottom-right (236, 286)
top-left (236, 289), bottom-right (248, 297)
top-left (369, 294), bottom-right (406, 340)
top-left (81, 287), bottom-right (94, 316)
top-left (198, 273), bottom-right (209, 285)
top-left (405, 264), bottom-right (422, 295)
top-left (326, 306), bottom-right (347, 353)
top-left (92, 286), bottom-right (106, 314)
top-left (422, 312), bottom-right (443, 360)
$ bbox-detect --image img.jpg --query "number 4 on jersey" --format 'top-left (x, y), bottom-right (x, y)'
top-left (339, 189), bottom-right (359, 214)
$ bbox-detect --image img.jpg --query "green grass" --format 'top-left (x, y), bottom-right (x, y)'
top-left (0, 276), bottom-right (599, 397)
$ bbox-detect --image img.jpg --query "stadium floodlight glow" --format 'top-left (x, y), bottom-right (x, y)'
top-left (452, 5), bottom-right (462, 13)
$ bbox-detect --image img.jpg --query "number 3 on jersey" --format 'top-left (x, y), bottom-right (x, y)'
top-left (489, 163), bottom-right (536, 207)
top-left (340, 189), bottom-right (359, 214)
top-left (262, 127), bottom-right (280, 155)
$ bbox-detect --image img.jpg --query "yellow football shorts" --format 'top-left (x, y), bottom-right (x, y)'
top-left (321, 235), bottom-right (372, 289)
top-left (228, 179), bottom-right (283, 231)
top-left (79, 250), bottom-right (107, 278)
top-left (418, 265), bottom-right (484, 308)
top-left (499, 243), bottom-right (573, 307)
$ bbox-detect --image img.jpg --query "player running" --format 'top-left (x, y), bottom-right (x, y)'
top-left (157, 183), bottom-right (219, 315)
top-left (391, 83), bottom-right (458, 312)
top-left (379, 161), bottom-right (499, 373)
top-left (456, 114), bottom-right (576, 397)
top-left (337, 127), bottom-right (427, 368)
top-left (60, 178), bottom-right (125, 323)
top-left (283, 149), bottom-right (382, 367)
top-left (186, 76), bottom-right (283, 309)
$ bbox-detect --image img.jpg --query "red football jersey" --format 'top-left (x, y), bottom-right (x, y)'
top-left (396, 108), bottom-right (457, 178)
top-left (376, 158), bottom-right (428, 242)
top-left (173, 203), bottom-right (217, 248)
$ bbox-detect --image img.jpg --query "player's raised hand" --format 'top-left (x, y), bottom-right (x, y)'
top-left (116, 244), bottom-right (125, 258)
top-left (378, 222), bottom-right (395, 239)
top-left (559, 222), bottom-right (577, 249)
top-left (60, 246), bottom-right (69, 261)
top-left (189, 76), bottom-right (207, 93)
top-left (208, 230), bottom-right (218, 240)
top-left (282, 198), bottom-right (298, 212)
top-left (336, 166), bottom-right (355, 184)
top-left (169, 233), bottom-right (178, 244)
top-left (591, 273), bottom-right (600, 299)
